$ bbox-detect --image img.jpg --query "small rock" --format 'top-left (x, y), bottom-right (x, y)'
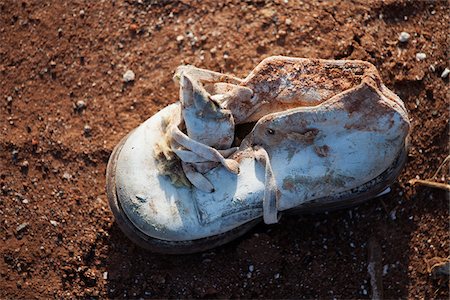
top-left (249, 265), bottom-right (254, 272)
top-left (415, 53), bottom-right (427, 61)
top-left (76, 100), bottom-right (86, 111)
top-left (50, 220), bottom-right (58, 227)
top-left (7, 96), bottom-right (13, 103)
top-left (12, 149), bottom-right (19, 163)
top-left (260, 8), bottom-right (276, 19)
top-left (50, 60), bottom-right (57, 67)
top-left (22, 199), bottom-right (29, 204)
top-left (441, 68), bottom-right (449, 78)
top-left (285, 18), bottom-right (292, 26)
top-left (103, 272), bottom-right (108, 280)
top-left (383, 264), bottom-right (389, 276)
top-left (176, 35), bottom-right (184, 43)
top-left (389, 209), bottom-right (397, 220)
top-left (20, 160), bottom-right (29, 170)
top-left (398, 32), bottom-right (410, 43)
top-left (274, 273), bottom-right (280, 279)
top-left (83, 124), bottom-right (92, 136)
top-left (123, 70), bottom-right (135, 82)
top-left (62, 172), bottom-right (72, 180)
top-left (79, 10), bottom-right (85, 17)
top-left (16, 223), bottom-right (28, 233)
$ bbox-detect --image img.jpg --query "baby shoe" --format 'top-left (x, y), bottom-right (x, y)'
top-left (106, 56), bottom-right (409, 254)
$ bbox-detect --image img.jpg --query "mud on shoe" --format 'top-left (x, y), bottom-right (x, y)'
top-left (106, 56), bottom-right (410, 254)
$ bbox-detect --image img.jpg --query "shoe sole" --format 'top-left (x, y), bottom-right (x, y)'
top-left (106, 132), bottom-right (408, 254)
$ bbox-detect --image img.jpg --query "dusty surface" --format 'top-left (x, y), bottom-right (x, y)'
top-left (1, 0), bottom-right (449, 298)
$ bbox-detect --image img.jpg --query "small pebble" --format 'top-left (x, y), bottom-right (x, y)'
top-left (398, 31), bottom-right (410, 43)
top-left (249, 265), bottom-right (254, 272)
top-left (123, 70), bottom-right (135, 82)
top-left (22, 199), bottom-right (29, 204)
top-left (103, 272), bottom-right (108, 280)
top-left (176, 35), bottom-right (184, 43)
top-left (50, 220), bottom-right (58, 226)
top-left (274, 273), bottom-right (280, 279)
top-left (390, 209), bottom-right (397, 220)
top-left (415, 53), bottom-right (427, 61)
top-left (76, 100), bottom-right (86, 111)
top-left (441, 68), bottom-right (449, 78)
top-left (383, 264), bottom-right (389, 276)
top-left (83, 124), bottom-right (92, 136)
top-left (79, 10), bottom-right (85, 17)
top-left (285, 18), bottom-right (292, 26)
top-left (16, 223), bottom-right (28, 233)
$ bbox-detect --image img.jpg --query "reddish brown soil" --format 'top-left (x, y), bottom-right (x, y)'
top-left (1, 0), bottom-right (449, 298)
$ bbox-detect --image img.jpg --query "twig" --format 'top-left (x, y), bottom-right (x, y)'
top-left (408, 179), bottom-right (450, 191)
top-left (432, 154), bottom-right (450, 179)
top-left (368, 237), bottom-right (383, 300)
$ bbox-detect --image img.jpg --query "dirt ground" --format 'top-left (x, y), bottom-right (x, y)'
top-left (1, 0), bottom-right (449, 298)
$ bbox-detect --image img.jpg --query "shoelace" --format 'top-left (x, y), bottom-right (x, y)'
top-left (167, 117), bottom-right (279, 224)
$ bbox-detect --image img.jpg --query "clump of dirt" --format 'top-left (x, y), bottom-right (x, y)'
top-left (0, 0), bottom-right (448, 298)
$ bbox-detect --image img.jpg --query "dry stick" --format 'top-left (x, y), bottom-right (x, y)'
top-left (408, 179), bottom-right (450, 191)
top-left (368, 237), bottom-right (383, 300)
top-left (432, 154), bottom-right (450, 179)
top-left (409, 154), bottom-right (450, 191)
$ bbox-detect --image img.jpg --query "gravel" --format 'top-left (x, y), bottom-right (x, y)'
top-left (441, 68), bottom-right (449, 78)
top-left (398, 32), bottom-right (410, 42)
top-left (16, 223), bottom-right (29, 233)
top-left (76, 100), bottom-right (86, 111)
top-left (415, 52), bottom-right (427, 61)
top-left (123, 70), bottom-right (135, 82)
top-left (83, 124), bottom-right (92, 136)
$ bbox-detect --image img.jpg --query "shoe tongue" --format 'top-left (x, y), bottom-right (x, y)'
top-left (178, 73), bottom-right (234, 149)
top-left (177, 71), bottom-right (253, 150)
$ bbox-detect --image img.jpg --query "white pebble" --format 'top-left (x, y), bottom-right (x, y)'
top-left (274, 273), bottom-right (280, 279)
top-left (390, 209), bottom-right (397, 220)
top-left (123, 70), bottom-right (135, 82)
top-left (50, 220), bottom-right (58, 226)
top-left (103, 272), bottom-right (108, 280)
top-left (441, 68), bottom-right (449, 78)
top-left (285, 18), bottom-right (292, 26)
top-left (383, 264), bottom-right (389, 276)
top-left (249, 265), bottom-right (254, 272)
top-left (398, 32), bottom-right (410, 42)
top-left (176, 35), bottom-right (184, 42)
top-left (415, 53), bottom-right (426, 61)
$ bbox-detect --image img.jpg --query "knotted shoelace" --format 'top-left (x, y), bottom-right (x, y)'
top-left (167, 116), bottom-right (279, 224)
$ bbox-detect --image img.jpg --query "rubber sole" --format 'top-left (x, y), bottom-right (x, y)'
top-left (106, 132), bottom-right (408, 254)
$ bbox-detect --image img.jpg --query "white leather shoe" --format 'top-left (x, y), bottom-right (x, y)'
top-left (106, 56), bottom-right (410, 254)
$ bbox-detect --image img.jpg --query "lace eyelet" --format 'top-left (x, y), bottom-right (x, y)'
top-left (267, 128), bottom-right (275, 135)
